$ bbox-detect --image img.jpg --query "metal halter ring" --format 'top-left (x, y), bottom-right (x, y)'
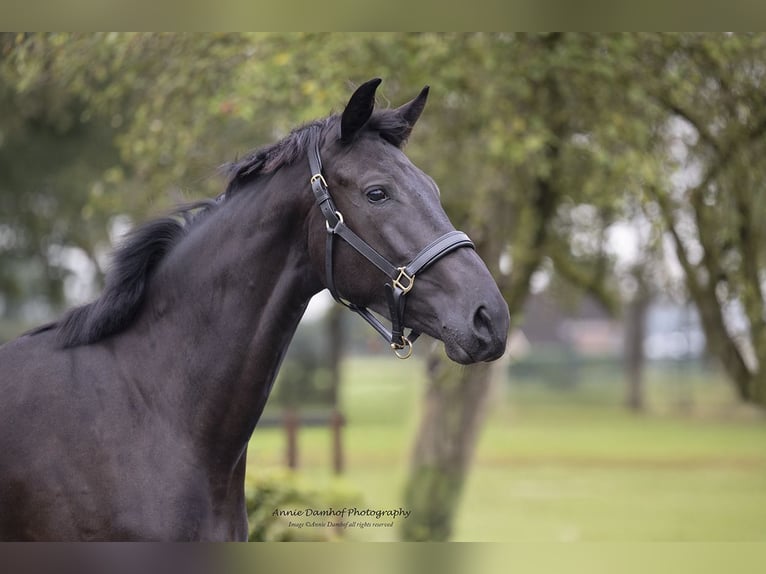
top-left (391, 337), bottom-right (413, 359)
top-left (393, 267), bottom-right (415, 294)
top-left (325, 210), bottom-right (344, 233)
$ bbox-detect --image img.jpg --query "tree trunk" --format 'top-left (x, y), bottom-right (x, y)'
top-left (399, 33), bottom-right (567, 541)
top-left (624, 270), bottom-right (650, 412)
top-left (283, 407), bottom-right (299, 469)
top-left (400, 347), bottom-right (496, 541)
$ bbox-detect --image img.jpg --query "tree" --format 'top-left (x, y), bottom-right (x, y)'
top-left (0, 33), bottom-right (121, 327)
top-left (1, 33), bottom-right (256, 327)
top-left (638, 33), bottom-right (766, 407)
top-left (399, 33), bottom-right (657, 541)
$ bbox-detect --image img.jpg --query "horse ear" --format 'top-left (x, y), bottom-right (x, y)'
top-left (396, 85), bottom-right (430, 132)
top-left (341, 78), bottom-right (382, 143)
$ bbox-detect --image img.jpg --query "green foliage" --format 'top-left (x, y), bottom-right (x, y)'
top-left (0, 33), bottom-right (121, 315)
top-left (244, 468), bottom-right (363, 541)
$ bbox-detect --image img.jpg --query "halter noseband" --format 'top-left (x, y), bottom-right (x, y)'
top-left (308, 142), bottom-right (475, 359)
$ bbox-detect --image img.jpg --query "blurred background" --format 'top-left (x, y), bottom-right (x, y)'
top-left (1, 33), bottom-right (765, 542)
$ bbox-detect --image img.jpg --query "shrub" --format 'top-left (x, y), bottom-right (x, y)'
top-left (245, 469), bottom-right (363, 541)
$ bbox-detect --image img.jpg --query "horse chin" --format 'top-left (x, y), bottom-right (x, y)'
top-left (440, 329), bottom-right (507, 365)
top-left (443, 340), bottom-right (475, 365)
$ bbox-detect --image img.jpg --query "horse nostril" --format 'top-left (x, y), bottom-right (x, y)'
top-left (472, 305), bottom-right (495, 340)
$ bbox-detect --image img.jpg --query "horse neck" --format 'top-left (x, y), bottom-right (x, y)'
top-left (128, 165), bottom-right (322, 464)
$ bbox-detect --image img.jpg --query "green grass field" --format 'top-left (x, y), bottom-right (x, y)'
top-left (246, 357), bottom-right (766, 542)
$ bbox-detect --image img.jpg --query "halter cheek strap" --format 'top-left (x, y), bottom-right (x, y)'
top-left (308, 143), bottom-right (474, 359)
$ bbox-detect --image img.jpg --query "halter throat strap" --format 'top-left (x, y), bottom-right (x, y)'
top-left (308, 142), bottom-right (474, 358)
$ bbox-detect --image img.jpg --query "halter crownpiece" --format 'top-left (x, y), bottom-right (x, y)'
top-left (308, 142), bottom-right (475, 359)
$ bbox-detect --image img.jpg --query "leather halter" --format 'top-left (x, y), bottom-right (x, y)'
top-left (308, 142), bottom-right (475, 359)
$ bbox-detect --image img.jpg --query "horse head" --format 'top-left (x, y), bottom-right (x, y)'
top-left (306, 79), bottom-right (509, 363)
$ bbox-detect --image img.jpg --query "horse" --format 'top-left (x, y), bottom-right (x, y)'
top-left (0, 78), bottom-right (509, 541)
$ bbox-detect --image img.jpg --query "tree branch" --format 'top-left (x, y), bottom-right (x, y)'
top-left (649, 184), bottom-right (754, 401)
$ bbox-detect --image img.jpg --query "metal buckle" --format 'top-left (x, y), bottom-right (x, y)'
top-left (392, 267), bottom-right (415, 294)
top-left (310, 173), bottom-right (328, 190)
top-left (391, 336), bottom-right (413, 359)
top-left (325, 210), bottom-right (344, 233)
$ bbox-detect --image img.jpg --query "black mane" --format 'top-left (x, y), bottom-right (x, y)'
top-left (43, 201), bottom-right (214, 348)
top-left (39, 107), bottom-right (410, 348)
top-left (222, 118), bottom-right (331, 196)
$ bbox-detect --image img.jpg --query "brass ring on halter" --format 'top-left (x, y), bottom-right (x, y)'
top-left (393, 267), bottom-right (415, 294)
top-left (391, 337), bottom-right (413, 360)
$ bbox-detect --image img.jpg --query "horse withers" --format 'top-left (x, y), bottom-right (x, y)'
top-left (0, 78), bottom-right (509, 540)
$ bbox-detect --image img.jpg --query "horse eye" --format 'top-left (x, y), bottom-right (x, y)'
top-left (365, 188), bottom-right (389, 204)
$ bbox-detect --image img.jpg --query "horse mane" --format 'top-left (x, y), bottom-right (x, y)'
top-left (40, 201), bottom-right (215, 348)
top-left (36, 107), bottom-right (410, 348)
top-left (222, 118), bottom-right (331, 195)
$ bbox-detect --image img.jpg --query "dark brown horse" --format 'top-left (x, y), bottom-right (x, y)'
top-left (0, 78), bottom-right (509, 540)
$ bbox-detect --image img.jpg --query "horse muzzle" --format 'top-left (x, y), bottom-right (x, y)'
top-left (442, 297), bottom-right (510, 364)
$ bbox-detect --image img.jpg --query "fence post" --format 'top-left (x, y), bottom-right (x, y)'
top-left (330, 408), bottom-right (345, 474)
top-left (284, 407), bottom-right (299, 469)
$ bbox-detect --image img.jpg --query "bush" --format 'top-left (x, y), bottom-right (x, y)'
top-left (245, 469), bottom-right (363, 541)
